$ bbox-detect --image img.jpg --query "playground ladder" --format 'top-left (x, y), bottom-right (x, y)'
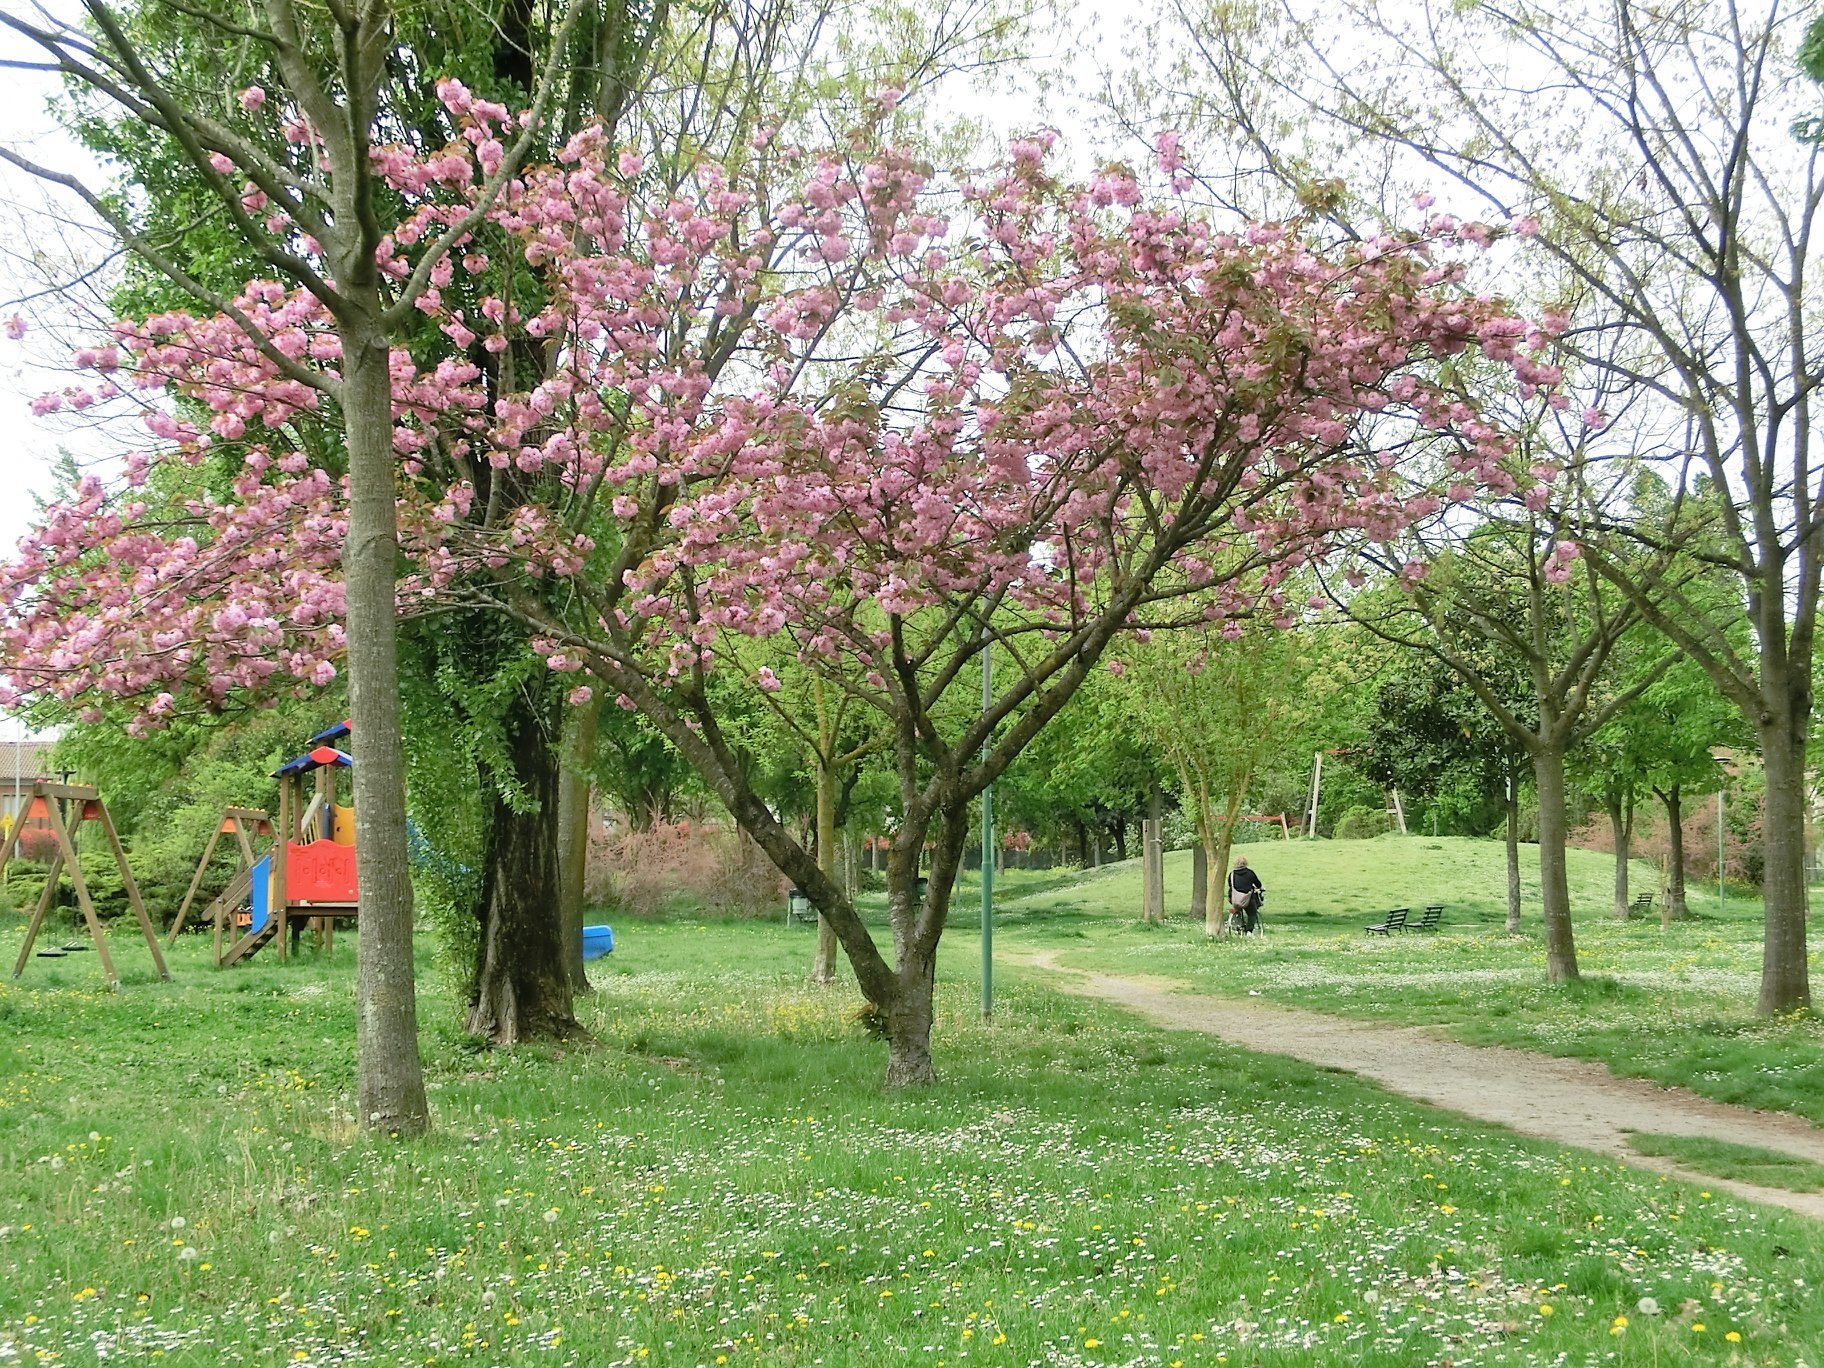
top-left (220, 914), bottom-right (281, 967)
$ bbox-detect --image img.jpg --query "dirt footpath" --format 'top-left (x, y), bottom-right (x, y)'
top-left (1023, 950), bottom-right (1824, 1222)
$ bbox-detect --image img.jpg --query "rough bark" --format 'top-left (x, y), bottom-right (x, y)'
top-left (555, 687), bottom-right (602, 995)
top-left (1757, 718), bottom-right (1813, 1014)
top-left (1608, 797), bottom-right (1634, 920)
top-left (1504, 772), bottom-right (1522, 934)
top-left (1532, 744), bottom-right (1579, 982)
top-left (343, 323), bottom-right (431, 1136)
top-left (466, 680), bottom-right (581, 1045)
top-left (883, 947), bottom-right (937, 1086)
top-left (873, 812), bottom-right (968, 1087)
top-left (811, 758), bottom-right (840, 984)
top-left (1212, 785), bottom-right (1245, 918)
top-left (1658, 785), bottom-right (1689, 925)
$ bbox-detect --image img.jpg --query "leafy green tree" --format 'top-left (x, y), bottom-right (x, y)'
top-left (1121, 617), bottom-right (1317, 934)
top-left (1343, 481), bottom-right (1668, 982)
top-left (1594, 659), bottom-right (1745, 924)
top-left (1364, 652), bottom-right (1531, 931)
top-left (998, 668), bottom-right (1155, 867)
top-left (1162, 0), bottom-right (1822, 1014)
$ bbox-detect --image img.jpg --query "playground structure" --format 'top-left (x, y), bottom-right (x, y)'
top-left (172, 721), bottom-right (361, 966)
top-left (1, 780), bottom-right (170, 988)
top-left (165, 805), bottom-right (272, 962)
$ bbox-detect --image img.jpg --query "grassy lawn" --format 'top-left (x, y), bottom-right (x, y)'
top-left (977, 835), bottom-right (1824, 1126)
top-left (1, 913), bottom-right (1821, 1365)
top-left (1623, 1136), bottom-right (1824, 1194)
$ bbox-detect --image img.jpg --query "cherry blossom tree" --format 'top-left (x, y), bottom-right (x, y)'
top-left (0, 0), bottom-right (613, 1132)
top-left (2, 105), bottom-right (1551, 1083)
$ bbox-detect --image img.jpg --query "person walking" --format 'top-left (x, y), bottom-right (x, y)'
top-left (1227, 856), bottom-right (1264, 933)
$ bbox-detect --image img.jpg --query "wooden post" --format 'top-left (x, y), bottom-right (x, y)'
top-left (93, 800), bottom-right (169, 981)
top-left (10, 848), bottom-right (63, 979)
top-left (315, 766), bottom-right (332, 841)
top-left (44, 795), bottom-right (118, 988)
top-left (213, 871), bottom-right (226, 968)
top-left (8, 782), bottom-right (171, 986)
top-left (275, 777), bottom-right (291, 962)
top-left (167, 823), bottom-right (223, 945)
top-left (1305, 751), bottom-right (1323, 838)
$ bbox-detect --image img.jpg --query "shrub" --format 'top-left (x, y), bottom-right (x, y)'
top-left (587, 819), bottom-right (785, 920)
top-left (1333, 805), bottom-right (1393, 840)
top-left (5, 825), bottom-right (59, 864)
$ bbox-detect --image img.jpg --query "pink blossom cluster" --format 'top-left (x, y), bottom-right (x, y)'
top-left (0, 108), bottom-right (1556, 721)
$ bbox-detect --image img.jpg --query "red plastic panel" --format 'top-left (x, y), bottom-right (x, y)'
top-left (285, 840), bottom-right (358, 903)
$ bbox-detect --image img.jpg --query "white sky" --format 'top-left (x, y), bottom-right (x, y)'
top-left (0, 0), bottom-right (117, 555)
top-left (0, 0), bottom-right (1136, 561)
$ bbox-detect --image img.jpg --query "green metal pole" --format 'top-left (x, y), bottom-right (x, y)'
top-left (1718, 789), bottom-right (1725, 915)
top-left (981, 646), bottom-right (993, 1021)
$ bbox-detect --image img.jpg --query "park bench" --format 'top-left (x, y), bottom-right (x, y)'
top-left (1631, 892), bottom-right (1654, 916)
top-left (1366, 907), bottom-right (1408, 936)
top-left (1413, 904), bottom-right (1444, 932)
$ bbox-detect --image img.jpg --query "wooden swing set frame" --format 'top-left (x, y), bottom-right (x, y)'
top-left (1, 780), bottom-right (170, 988)
top-left (163, 806), bottom-right (273, 963)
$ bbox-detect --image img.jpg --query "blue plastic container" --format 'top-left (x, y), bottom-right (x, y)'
top-left (581, 925), bottom-right (615, 960)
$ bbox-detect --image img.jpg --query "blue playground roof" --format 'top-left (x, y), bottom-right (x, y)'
top-left (272, 746), bottom-right (353, 778)
top-left (309, 720), bottom-right (352, 745)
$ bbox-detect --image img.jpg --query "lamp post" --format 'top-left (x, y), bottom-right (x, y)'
top-left (981, 646), bottom-right (993, 1022)
top-left (1709, 747), bottom-right (1740, 917)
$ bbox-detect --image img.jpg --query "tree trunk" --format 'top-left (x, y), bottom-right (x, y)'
top-left (467, 679), bottom-right (581, 1045)
top-left (1659, 785), bottom-right (1688, 925)
top-left (1757, 717), bottom-right (1812, 1015)
top-left (1090, 826), bottom-right (1103, 867)
top-left (1504, 772), bottom-right (1522, 934)
top-left (1190, 840), bottom-right (1208, 924)
top-left (883, 950), bottom-right (937, 1086)
top-left (1212, 784), bottom-right (1246, 912)
top-left (342, 324), bottom-right (430, 1136)
top-left (875, 813), bottom-right (967, 1088)
top-left (811, 759), bottom-right (840, 984)
top-left (1113, 820), bottom-right (1127, 863)
top-left (555, 687), bottom-right (602, 995)
top-left (1532, 744), bottom-right (1580, 982)
top-left (1609, 797), bottom-right (1633, 920)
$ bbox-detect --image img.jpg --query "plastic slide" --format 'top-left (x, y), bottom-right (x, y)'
top-left (248, 854), bottom-right (273, 934)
